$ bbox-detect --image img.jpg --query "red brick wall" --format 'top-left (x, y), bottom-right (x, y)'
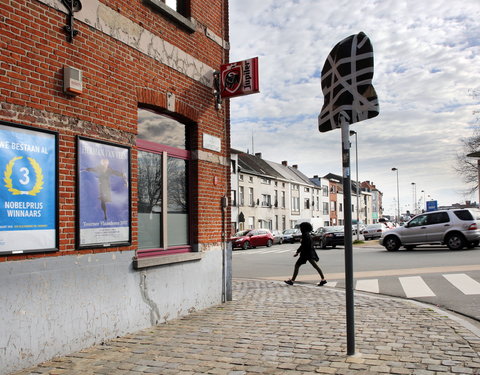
top-left (0, 0), bottom-right (230, 261)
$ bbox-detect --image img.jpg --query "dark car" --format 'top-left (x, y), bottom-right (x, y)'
top-left (312, 226), bottom-right (345, 249)
top-left (230, 229), bottom-right (274, 250)
top-left (282, 228), bottom-right (299, 244)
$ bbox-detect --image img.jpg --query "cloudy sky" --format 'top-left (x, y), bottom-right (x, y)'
top-left (228, 0), bottom-right (480, 215)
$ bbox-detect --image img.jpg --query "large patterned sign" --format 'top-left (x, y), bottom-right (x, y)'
top-left (318, 32), bottom-right (379, 132)
top-left (0, 122), bottom-right (57, 254)
top-left (77, 138), bottom-right (130, 248)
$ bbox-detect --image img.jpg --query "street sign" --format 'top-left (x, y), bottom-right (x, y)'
top-left (318, 32), bottom-right (379, 133)
top-left (426, 200), bottom-right (438, 212)
top-left (220, 57), bottom-right (259, 99)
top-left (318, 31), bottom-right (379, 356)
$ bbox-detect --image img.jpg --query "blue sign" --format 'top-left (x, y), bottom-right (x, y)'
top-left (0, 123), bottom-right (57, 253)
top-left (426, 200), bottom-right (438, 212)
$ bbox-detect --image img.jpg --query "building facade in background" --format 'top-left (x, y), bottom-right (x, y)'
top-left (231, 151), bottom-right (383, 232)
top-left (0, 1), bottom-right (230, 373)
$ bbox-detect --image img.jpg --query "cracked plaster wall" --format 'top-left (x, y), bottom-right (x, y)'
top-left (0, 249), bottom-right (223, 375)
top-left (38, 0), bottom-right (218, 86)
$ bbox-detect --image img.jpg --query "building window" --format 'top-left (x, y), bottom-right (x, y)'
top-left (292, 197), bottom-right (300, 212)
top-left (248, 176), bottom-right (253, 183)
top-left (323, 202), bottom-right (329, 215)
top-left (239, 186), bottom-right (244, 206)
top-left (137, 108), bottom-right (190, 253)
top-left (281, 191), bottom-right (286, 208)
top-left (322, 185), bottom-right (329, 196)
top-left (330, 201), bottom-right (336, 212)
top-left (261, 194), bottom-right (271, 207)
top-left (261, 177), bottom-right (271, 185)
top-left (249, 187), bottom-right (254, 206)
top-left (304, 198), bottom-right (310, 209)
top-left (144, 0), bottom-right (194, 32)
top-left (239, 174), bottom-right (244, 181)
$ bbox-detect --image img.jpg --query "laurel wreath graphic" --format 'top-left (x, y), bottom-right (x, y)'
top-left (3, 156), bottom-right (44, 196)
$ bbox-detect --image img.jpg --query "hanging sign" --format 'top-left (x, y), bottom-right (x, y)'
top-left (0, 122), bottom-right (58, 254)
top-left (220, 57), bottom-right (259, 99)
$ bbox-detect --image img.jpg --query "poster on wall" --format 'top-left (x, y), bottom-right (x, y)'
top-left (77, 137), bottom-right (131, 248)
top-left (0, 121), bottom-right (58, 254)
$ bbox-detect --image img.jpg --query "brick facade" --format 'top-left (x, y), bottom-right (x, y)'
top-left (0, 0), bottom-right (231, 260)
top-left (0, 1), bottom-right (231, 373)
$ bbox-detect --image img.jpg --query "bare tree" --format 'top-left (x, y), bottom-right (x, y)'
top-left (455, 89), bottom-right (480, 194)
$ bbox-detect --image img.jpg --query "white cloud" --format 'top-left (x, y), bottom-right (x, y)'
top-left (229, 0), bottom-right (480, 211)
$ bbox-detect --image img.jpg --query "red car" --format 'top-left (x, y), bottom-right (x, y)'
top-left (231, 229), bottom-right (274, 250)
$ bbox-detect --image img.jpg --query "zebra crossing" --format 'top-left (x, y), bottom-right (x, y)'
top-left (232, 247), bottom-right (480, 301)
top-left (329, 273), bottom-right (480, 298)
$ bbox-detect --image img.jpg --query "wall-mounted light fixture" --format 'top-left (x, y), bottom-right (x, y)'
top-left (61, 0), bottom-right (82, 43)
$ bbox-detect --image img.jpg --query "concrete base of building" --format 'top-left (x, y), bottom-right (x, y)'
top-left (0, 248), bottom-right (224, 375)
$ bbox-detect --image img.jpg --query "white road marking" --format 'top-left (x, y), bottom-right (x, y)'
top-left (355, 279), bottom-right (379, 293)
top-left (443, 273), bottom-right (480, 295)
top-left (399, 276), bottom-right (435, 298)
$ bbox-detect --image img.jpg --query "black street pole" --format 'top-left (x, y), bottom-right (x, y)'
top-left (341, 117), bottom-right (355, 355)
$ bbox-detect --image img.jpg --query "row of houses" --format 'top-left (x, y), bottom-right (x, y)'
top-left (230, 150), bottom-right (384, 233)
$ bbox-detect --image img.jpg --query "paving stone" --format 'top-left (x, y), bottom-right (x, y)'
top-left (7, 279), bottom-right (480, 375)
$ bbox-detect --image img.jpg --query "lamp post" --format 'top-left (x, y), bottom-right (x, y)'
top-left (350, 130), bottom-right (360, 240)
top-left (391, 168), bottom-right (400, 223)
top-left (421, 190), bottom-right (425, 212)
top-left (411, 182), bottom-right (417, 214)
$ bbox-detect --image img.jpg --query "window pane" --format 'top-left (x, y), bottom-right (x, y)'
top-left (165, 0), bottom-right (177, 11)
top-left (167, 157), bottom-right (188, 246)
top-left (138, 108), bottom-right (186, 149)
top-left (138, 151), bottom-right (163, 249)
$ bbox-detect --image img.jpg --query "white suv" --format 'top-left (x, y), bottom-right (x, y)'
top-left (380, 209), bottom-right (480, 251)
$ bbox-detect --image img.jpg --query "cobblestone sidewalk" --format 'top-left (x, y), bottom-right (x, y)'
top-left (11, 279), bottom-right (480, 374)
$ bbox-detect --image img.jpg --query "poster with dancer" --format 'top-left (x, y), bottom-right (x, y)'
top-left (77, 137), bottom-right (130, 248)
top-left (0, 122), bottom-right (57, 254)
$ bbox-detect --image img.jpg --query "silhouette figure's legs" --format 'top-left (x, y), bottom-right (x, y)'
top-left (308, 259), bottom-right (325, 279)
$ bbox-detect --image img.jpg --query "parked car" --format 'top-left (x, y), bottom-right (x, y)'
top-left (379, 208), bottom-right (480, 251)
top-left (362, 223), bottom-right (389, 240)
top-left (312, 226), bottom-right (345, 249)
top-left (292, 228), bottom-right (303, 242)
top-left (282, 228), bottom-right (299, 244)
top-left (230, 229), bottom-right (274, 250)
top-left (271, 230), bottom-right (284, 245)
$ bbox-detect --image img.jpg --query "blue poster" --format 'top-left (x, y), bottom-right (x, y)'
top-left (78, 138), bottom-right (130, 247)
top-left (0, 124), bottom-right (56, 253)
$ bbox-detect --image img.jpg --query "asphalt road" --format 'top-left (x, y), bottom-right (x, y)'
top-left (232, 240), bottom-right (480, 321)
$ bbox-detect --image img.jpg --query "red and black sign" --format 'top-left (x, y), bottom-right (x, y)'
top-left (220, 57), bottom-right (259, 99)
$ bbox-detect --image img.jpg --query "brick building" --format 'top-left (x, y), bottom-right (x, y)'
top-left (0, 0), bottom-right (231, 373)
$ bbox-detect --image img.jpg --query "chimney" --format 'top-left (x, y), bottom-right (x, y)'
top-left (282, 161), bottom-right (288, 166)
top-left (255, 152), bottom-right (262, 158)
top-left (292, 164), bottom-right (298, 169)
top-left (314, 175), bottom-right (318, 179)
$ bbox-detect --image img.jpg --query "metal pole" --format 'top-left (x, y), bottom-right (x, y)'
top-left (355, 134), bottom-right (359, 240)
top-left (341, 117), bottom-right (355, 356)
top-left (477, 160), bottom-right (480, 206)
